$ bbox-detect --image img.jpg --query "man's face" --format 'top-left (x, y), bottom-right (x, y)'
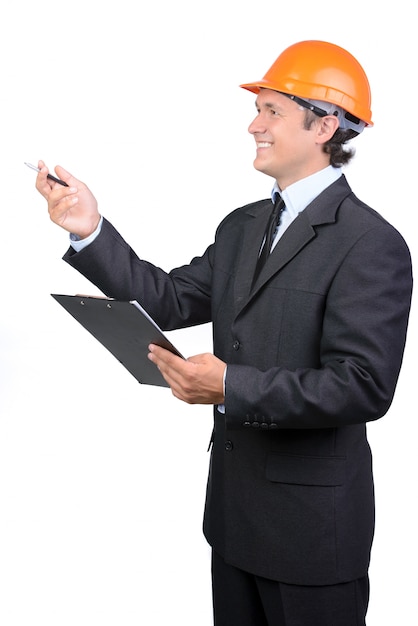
top-left (248, 89), bottom-right (321, 189)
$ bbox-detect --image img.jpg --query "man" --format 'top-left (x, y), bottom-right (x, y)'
top-left (35, 40), bottom-right (412, 625)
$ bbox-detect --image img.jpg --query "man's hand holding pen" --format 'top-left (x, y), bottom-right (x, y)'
top-left (35, 160), bottom-right (101, 240)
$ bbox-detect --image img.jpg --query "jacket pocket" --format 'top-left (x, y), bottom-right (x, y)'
top-left (266, 452), bottom-right (346, 486)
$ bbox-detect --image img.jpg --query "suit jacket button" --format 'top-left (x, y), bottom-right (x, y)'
top-left (252, 421), bottom-right (260, 428)
top-left (232, 340), bottom-right (240, 350)
top-left (269, 423), bottom-right (278, 430)
top-left (225, 440), bottom-right (233, 451)
top-left (243, 421), bottom-right (251, 427)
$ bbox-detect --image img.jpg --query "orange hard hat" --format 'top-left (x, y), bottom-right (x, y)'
top-left (240, 40), bottom-right (373, 127)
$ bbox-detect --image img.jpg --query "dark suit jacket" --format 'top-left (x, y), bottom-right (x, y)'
top-left (64, 175), bottom-right (413, 586)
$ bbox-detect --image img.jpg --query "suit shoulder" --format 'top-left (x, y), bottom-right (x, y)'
top-left (341, 193), bottom-right (411, 253)
top-left (216, 198), bottom-right (270, 232)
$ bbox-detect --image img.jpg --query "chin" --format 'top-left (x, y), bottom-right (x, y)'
top-left (253, 159), bottom-right (274, 178)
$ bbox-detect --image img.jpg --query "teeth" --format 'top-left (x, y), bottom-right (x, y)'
top-left (257, 142), bottom-right (272, 148)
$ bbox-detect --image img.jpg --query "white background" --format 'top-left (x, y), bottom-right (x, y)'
top-left (0, 1), bottom-right (416, 624)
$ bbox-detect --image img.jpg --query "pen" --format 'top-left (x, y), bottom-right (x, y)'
top-left (24, 162), bottom-right (69, 187)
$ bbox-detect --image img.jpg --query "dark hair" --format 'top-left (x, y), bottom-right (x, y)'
top-left (303, 110), bottom-right (358, 167)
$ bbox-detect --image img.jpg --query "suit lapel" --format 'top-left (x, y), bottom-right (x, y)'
top-left (233, 176), bottom-right (352, 318)
top-left (233, 199), bottom-right (273, 312)
top-left (251, 211), bottom-right (316, 295)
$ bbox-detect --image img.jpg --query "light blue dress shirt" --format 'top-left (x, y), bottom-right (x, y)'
top-left (270, 165), bottom-right (342, 251)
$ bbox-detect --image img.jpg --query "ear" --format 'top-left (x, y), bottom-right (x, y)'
top-left (316, 115), bottom-right (340, 144)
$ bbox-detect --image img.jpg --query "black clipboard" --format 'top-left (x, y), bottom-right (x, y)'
top-left (51, 294), bottom-right (184, 387)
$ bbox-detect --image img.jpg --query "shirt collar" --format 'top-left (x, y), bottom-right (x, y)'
top-left (271, 166), bottom-right (342, 218)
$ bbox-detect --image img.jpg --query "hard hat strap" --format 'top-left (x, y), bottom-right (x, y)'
top-left (283, 92), bottom-right (364, 133)
top-left (283, 93), bottom-right (329, 117)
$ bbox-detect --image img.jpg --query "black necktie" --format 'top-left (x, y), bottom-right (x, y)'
top-left (252, 194), bottom-right (285, 288)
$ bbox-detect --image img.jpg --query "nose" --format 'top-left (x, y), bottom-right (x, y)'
top-left (248, 112), bottom-right (264, 135)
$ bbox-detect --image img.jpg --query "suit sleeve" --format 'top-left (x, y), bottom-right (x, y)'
top-left (63, 217), bottom-right (214, 330)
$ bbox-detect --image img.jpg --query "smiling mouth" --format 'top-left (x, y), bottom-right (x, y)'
top-left (256, 142), bottom-right (272, 148)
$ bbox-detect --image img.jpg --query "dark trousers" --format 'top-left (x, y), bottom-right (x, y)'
top-left (212, 551), bottom-right (369, 626)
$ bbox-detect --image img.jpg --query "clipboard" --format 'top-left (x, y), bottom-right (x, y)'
top-left (51, 294), bottom-right (184, 387)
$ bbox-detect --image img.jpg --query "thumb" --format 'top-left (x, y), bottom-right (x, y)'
top-left (54, 165), bottom-right (80, 186)
top-left (187, 353), bottom-right (208, 365)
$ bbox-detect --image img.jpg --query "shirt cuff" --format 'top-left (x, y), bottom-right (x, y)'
top-left (70, 216), bottom-right (103, 252)
top-left (217, 366), bottom-right (227, 413)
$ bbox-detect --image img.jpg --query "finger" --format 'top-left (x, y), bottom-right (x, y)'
top-left (35, 160), bottom-right (69, 193)
top-left (54, 165), bottom-right (81, 187)
top-left (47, 186), bottom-right (79, 219)
top-left (35, 162), bottom-right (53, 196)
top-left (148, 344), bottom-right (182, 367)
top-left (148, 345), bottom-right (192, 385)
